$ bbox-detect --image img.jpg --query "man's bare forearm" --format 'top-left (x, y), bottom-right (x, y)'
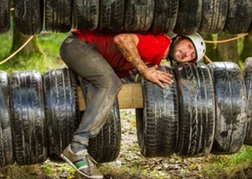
top-left (114, 34), bottom-right (148, 76)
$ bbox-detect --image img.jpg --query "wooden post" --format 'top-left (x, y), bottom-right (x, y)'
top-left (78, 82), bottom-right (143, 111)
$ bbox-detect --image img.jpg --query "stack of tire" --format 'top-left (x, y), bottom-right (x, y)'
top-left (0, 68), bottom-right (121, 167)
top-left (0, 0), bottom-right (252, 35)
top-left (1, 59), bottom-right (252, 167)
top-left (137, 60), bottom-right (251, 158)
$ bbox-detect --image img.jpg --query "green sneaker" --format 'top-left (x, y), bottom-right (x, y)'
top-left (61, 144), bottom-right (103, 179)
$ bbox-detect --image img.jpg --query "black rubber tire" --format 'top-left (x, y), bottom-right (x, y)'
top-left (73, 0), bottom-right (99, 31)
top-left (0, 71), bottom-right (14, 167)
top-left (224, 0), bottom-right (252, 34)
top-left (0, 0), bottom-right (10, 33)
top-left (88, 100), bottom-right (121, 163)
top-left (244, 57), bottom-right (252, 145)
top-left (174, 63), bottom-right (215, 157)
top-left (45, 0), bottom-right (72, 33)
top-left (136, 65), bottom-right (179, 158)
top-left (98, 0), bottom-right (124, 32)
top-left (10, 71), bottom-right (47, 165)
top-left (14, 0), bottom-right (43, 35)
top-left (150, 0), bottom-right (178, 34)
top-left (198, 0), bottom-right (228, 34)
top-left (124, 0), bottom-right (154, 32)
top-left (77, 76), bottom-right (121, 163)
top-left (173, 0), bottom-right (202, 35)
top-left (43, 68), bottom-right (80, 160)
top-left (208, 62), bottom-right (247, 154)
top-left (248, 20), bottom-right (252, 34)
top-left (249, 0), bottom-right (252, 34)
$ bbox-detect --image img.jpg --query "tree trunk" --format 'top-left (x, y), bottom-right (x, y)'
top-left (217, 32), bottom-right (239, 63)
top-left (240, 35), bottom-right (252, 62)
top-left (10, 22), bottom-right (43, 57)
top-left (203, 34), bottom-right (221, 63)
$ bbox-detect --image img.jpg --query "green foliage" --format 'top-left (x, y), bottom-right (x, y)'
top-left (209, 146), bottom-right (252, 167)
top-left (0, 30), bottom-right (67, 74)
top-left (203, 146), bottom-right (252, 178)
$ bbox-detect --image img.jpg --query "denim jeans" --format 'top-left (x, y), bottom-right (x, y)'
top-left (60, 33), bottom-right (122, 145)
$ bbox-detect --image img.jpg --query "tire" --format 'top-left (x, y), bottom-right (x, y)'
top-left (77, 76), bottom-right (121, 163)
top-left (14, 0), bottom-right (43, 35)
top-left (73, 0), bottom-right (99, 31)
top-left (124, 0), bottom-right (154, 32)
top-left (198, 0), bottom-right (228, 34)
top-left (10, 71), bottom-right (47, 165)
top-left (224, 0), bottom-right (252, 34)
top-left (45, 0), bottom-right (72, 33)
top-left (88, 100), bottom-right (121, 163)
top-left (150, 0), bottom-right (178, 34)
top-left (98, 0), bottom-right (124, 32)
top-left (248, 20), bottom-right (252, 34)
top-left (173, 0), bottom-right (202, 35)
top-left (44, 68), bottom-right (80, 160)
top-left (244, 57), bottom-right (252, 145)
top-left (0, 0), bottom-right (10, 33)
top-left (174, 63), bottom-right (215, 157)
top-left (249, 0), bottom-right (252, 34)
top-left (208, 62), bottom-right (247, 154)
top-left (0, 71), bottom-right (14, 166)
top-left (136, 65), bottom-right (179, 157)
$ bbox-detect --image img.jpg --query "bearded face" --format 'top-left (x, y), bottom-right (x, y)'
top-left (168, 37), bottom-right (196, 63)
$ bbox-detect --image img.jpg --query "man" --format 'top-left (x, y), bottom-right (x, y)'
top-left (59, 30), bottom-right (206, 179)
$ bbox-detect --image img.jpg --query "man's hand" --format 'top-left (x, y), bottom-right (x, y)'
top-left (142, 65), bottom-right (173, 88)
top-left (114, 34), bottom-right (173, 88)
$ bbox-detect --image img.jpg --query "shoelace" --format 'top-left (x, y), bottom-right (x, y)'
top-left (84, 154), bottom-right (95, 174)
top-left (85, 155), bottom-right (94, 167)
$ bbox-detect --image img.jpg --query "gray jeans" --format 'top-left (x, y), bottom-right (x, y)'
top-left (60, 33), bottom-right (122, 142)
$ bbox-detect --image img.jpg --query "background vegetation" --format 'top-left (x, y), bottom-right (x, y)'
top-left (1, 29), bottom-right (252, 178)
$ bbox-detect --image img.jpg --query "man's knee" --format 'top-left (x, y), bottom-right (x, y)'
top-left (108, 76), bottom-right (122, 93)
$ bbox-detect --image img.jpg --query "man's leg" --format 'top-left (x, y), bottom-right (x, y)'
top-left (59, 33), bottom-right (122, 178)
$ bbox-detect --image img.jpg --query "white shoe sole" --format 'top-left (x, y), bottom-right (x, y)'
top-left (60, 153), bottom-right (103, 179)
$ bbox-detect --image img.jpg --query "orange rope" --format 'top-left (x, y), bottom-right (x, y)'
top-left (0, 36), bottom-right (35, 65)
top-left (204, 54), bottom-right (212, 63)
top-left (203, 33), bottom-right (249, 63)
top-left (204, 33), bottom-right (249, 44)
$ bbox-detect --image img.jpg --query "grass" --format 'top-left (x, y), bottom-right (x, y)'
top-left (202, 146), bottom-right (252, 178)
top-left (0, 30), bottom-right (66, 74)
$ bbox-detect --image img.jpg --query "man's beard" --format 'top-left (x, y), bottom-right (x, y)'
top-left (168, 36), bottom-right (186, 62)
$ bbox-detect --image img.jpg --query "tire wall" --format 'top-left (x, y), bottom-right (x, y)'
top-left (10, 71), bottom-right (47, 165)
top-left (43, 68), bottom-right (79, 160)
top-left (244, 57), bottom-right (252, 145)
top-left (6, 0), bottom-right (252, 34)
top-left (0, 71), bottom-right (13, 166)
top-left (175, 63), bottom-right (215, 157)
top-left (208, 62), bottom-right (247, 154)
top-left (137, 65), bottom-right (179, 158)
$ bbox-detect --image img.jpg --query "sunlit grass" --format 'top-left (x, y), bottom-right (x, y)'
top-left (203, 146), bottom-right (252, 178)
top-left (0, 30), bottom-right (66, 74)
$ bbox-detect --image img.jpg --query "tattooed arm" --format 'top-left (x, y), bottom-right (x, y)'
top-left (114, 33), bottom-right (173, 88)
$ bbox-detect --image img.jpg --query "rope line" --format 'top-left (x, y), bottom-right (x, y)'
top-left (0, 35), bottom-right (34, 65)
top-left (203, 33), bottom-right (249, 63)
top-left (204, 33), bottom-right (249, 44)
top-left (204, 54), bottom-right (212, 63)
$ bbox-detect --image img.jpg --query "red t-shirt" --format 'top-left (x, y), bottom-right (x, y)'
top-left (72, 30), bottom-right (171, 78)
